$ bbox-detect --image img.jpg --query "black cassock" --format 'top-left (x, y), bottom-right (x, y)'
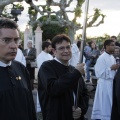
top-left (111, 67), bottom-right (120, 120)
top-left (38, 60), bottom-right (89, 120)
top-left (0, 60), bottom-right (36, 120)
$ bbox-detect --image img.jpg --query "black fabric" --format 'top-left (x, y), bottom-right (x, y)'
top-left (75, 77), bottom-right (89, 120)
top-left (115, 42), bottom-right (120, 47)
top-left (111, 67), bottom-right (120, 120)
top-left (0, 60), bottom-right (36, 120)
top-left (38, 60), bottom-right (88, 120)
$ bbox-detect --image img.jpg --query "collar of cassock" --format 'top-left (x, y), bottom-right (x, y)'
top-left (54, 57), bottom-right (70, 66)
top-left (0, 61), bottom-right (11, 67)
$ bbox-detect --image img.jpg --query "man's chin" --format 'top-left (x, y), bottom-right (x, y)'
top-left (8, 56), bottom-right (16, 61)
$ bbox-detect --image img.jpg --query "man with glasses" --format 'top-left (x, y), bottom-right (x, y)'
top-left (91, 39), bottom-right (119, 120)
top-left (38, 34), bottom-right (88, 120)
top-left (0, 18), bottom-right (36, 120)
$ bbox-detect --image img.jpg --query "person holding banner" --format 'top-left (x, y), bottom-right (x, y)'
top-left (38, 34), bottom-right (89, 120)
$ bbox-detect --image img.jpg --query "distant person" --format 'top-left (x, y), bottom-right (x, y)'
top-left (113, 46), bottom-right (120, 59)
top-left (46, 39), bottom-right (51, 43)
top-left (89, 42), bottom-right (100, 67)
top-left (15, 48), bottom-right (26, 66)
top-left (111, 35), bottom-right (120, 47)
top-left (23, 40), bottom-right (36, 90)
top-left (0, 18), bottom-right (36, 120)
top-left (38, 34), bottom-right (89, 120)
top-left (37, 41), bottom-right (53, 69)
top-left (91, 39), bottom-right (119, 120)
top-left (46, 39), bottom-right (54, 56)
top-left (84, 41), bottom-right (92, 82)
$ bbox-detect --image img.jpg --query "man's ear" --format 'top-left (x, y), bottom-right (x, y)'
top-left (52, 48), bottom-right (56, 55)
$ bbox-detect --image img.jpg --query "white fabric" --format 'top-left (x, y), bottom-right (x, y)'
top-left (91, 52), bottom-right (116, 120)
top-left (36, 51), bottom-right (53, 112)
top-left (15, 48), bottom-right (26, 66)
top-left (69, 43), bottom-right (85, 67)
top-left (27, 49), bottom-right (30, 55)
top-left (37, 51), bottom-right (53, 69)
top-left (0, 61), bottom-right (11, 67)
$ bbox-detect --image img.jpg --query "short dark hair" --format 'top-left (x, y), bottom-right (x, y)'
top-left (42, 41), bottom-right (51, 50)
top-left (0, 18), bottom-right (18, 29)
top-left (104, 39), bottom-right (114, 49)
top-left (0, 18), bottom-right (19, 35)
top-left (52, 34), bottom-right (71, 49)
top-left (111, 36), bottom-right (117, 40)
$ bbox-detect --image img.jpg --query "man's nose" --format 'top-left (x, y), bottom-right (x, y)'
top-left (10, 41), bottom-right (18, 48)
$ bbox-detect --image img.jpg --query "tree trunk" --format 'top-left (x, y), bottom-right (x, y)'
top-left (68, 26), bottom-right (75, 43)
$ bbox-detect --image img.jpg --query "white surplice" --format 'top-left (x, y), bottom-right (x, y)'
top-left (15, 48), bottom-right (26, 66)
top-left (36, 51), bottom-right (53, 112)
top-left (37, 51), bottom-right (53, 69)
top-left (69, 43), bottom-right (85, 67)
top-left (91, 52), bottom-right (116, 120)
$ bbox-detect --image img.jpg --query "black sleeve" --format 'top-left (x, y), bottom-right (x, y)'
top-left (24, 67), bottom-right (37, 120)
top-left (38, 62), bottom-right (81, 97)
top-left (114, 68), bottom-right (120, 115)
top-left (77, 77), bottom-right (89, 115)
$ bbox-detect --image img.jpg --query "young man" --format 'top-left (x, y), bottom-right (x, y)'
top-left (37, 41), bottom-right (53, 69)
top-left (0, 18), bottom-right (36, 120)
top-left (91, 39), bottom-right (119, 120)
top-left (111, 35), bottom-right (120, 47)
top-left (38, 34), bottom-right (88, 120)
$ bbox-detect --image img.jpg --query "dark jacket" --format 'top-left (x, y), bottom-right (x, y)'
top-left (0, 60), bottom-right (36, 120)
top-left (38, 60), bottom-right (89, 120)
top-left (23, 48), bottom-right (36, 64)
top-left (111, 67), bottom-right (120, 120)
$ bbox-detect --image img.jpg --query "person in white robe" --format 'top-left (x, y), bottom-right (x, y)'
top-left (69, 43), bottom-right (85, 67)
top-left (15, 48), bottom-right (26, 66)
top-left (36, 41), bottom-right (53, 113)
top-left (91, 39), bottom-right (119, 120)
top-left (37, 42), bottom-right (53, 69)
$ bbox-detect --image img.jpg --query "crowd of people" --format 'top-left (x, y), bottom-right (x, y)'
top-left (0, 17), bottom-right (120, 120)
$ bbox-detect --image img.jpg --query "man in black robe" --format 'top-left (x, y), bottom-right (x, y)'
top-left (38, 34), bottom-right (89, 120)
top-left (111, 66), bottom-right (120, 120)
top-left (0, 18), bottom-right (36, 120)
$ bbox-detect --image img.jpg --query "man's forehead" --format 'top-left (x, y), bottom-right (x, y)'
top-left (0, 28), bottom-right (19, 37)
top-left (56, 41), bottom-right (70, 46)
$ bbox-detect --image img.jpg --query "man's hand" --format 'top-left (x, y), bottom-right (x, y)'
top-left (72, 106), bottom-right (82, 119)
top-left (111, 64), bottom-right (120, 70)
top-left (75, 63), bottom-right (85, 75)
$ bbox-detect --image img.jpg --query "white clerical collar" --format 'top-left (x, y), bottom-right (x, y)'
top-left (54, 57), bottom-right (69, 66)
top-left (0, 61), bottom-right (11, 67)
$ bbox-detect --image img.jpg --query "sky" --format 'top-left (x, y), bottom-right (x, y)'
top-left (17, 0), bottom-right (120, 37)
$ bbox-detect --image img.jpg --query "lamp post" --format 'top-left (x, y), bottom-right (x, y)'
top-left (11, 4), bottom-right (24, 22)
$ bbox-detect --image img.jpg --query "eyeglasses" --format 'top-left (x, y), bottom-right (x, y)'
top-left (0, 38), bottom-right (20, 44)
top-left (56, 45), bottom-right (71, 51)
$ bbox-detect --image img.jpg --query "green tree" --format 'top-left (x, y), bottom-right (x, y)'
top-left (33, 15), bottom-right (68, 41)
top-left (27, 0), bottom-right (105, 42)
